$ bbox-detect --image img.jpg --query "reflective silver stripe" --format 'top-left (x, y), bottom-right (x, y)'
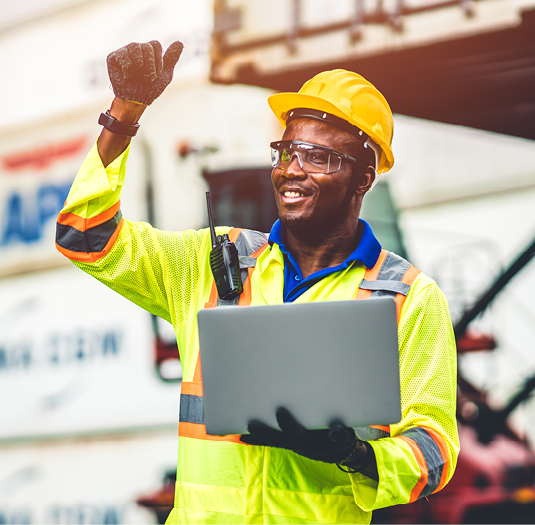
top-left (236, 230), bottom-right (268, 280)
top-left (239, 256), bottom-right (258, 268)
top-left (354, 426), bottom-right (390, 441)
top-left (377, 252), bottom-right (411, 283)
top-left (363, 251), bottom-right (412, 298)
top-left (235, 229), bottom-right (268, 257)
top-left (401, 428), bottom-right (445, 498)
top-left (179, 394), bottom-right (204, 424)
top-left (359, 279), bottom-right (410, 295)
top-left (179, 395), bottom-right (392, 438)
top-left (56, 210), bottom-right (122, 253)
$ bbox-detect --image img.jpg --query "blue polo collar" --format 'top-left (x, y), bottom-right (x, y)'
top-left (267, 219), bottom-right (382, 302)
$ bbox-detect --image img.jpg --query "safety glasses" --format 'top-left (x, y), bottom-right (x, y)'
top-left (270, 140), bottom-right (357, 174)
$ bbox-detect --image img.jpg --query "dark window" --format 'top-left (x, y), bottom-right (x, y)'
top-left (203, 167), bottom-right (277, 233)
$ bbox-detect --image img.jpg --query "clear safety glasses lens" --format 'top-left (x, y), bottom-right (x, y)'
top-left (270, 141), bottom-right (347, 174)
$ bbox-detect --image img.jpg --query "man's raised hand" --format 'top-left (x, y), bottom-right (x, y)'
top-left (107, 40), bottom-right (184, 106)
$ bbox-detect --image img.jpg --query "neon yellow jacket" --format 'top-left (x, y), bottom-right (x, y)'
top-left (56, 142), bottom-right (459, 524)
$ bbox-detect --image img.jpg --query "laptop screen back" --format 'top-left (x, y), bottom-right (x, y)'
top-left (197, 297), bottom-right (401, 435)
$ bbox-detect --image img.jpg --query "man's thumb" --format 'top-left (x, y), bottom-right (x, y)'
top-left (162, 40), bottom-right (184, 71)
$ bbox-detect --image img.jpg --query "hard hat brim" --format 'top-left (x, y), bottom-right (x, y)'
top-left (268, 92), bottom-right (394, 172)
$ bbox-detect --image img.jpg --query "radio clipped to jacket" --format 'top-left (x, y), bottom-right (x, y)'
top-left (206, 192), bottom-right (243, 300)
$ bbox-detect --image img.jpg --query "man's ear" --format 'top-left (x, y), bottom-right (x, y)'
top-left (355, 166), bottom-right (376, 196)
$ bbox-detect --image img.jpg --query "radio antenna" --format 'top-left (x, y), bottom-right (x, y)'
top-left (206, 192), bottom-right (217, 248)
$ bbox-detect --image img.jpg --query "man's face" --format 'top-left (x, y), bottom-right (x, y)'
top-left (271, 118), bottom-right (372, 235)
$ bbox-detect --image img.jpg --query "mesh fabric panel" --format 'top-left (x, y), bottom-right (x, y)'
top-left (392, 281), bottom-right (459, 483)
top-left (74, 220), bottom-right (211, 331)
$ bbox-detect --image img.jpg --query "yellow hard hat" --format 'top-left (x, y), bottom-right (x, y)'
top-left (268, 69), bottom-right (395, 174)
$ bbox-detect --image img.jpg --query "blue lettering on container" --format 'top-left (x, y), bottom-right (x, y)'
top-left (0, 342), bottom-right (32, 372)
top-left (102, 332), bottom-right (121, 356)
top-left (0, 509), bottom-right (32, 524)
top-left (0, 330), bottom-right (122, 374)
top-left (0, 181), bottom-right (72, 247)
top-left (48, 504), bottom-right (124, 524)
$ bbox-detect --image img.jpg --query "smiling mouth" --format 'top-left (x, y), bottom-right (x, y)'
top-left (283, 190), bottom-right (305, 198)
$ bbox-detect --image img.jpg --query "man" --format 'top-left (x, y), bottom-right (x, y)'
top-left (56, 40), bottom-right (459, 524)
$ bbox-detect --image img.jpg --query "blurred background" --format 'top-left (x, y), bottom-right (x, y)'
top-left (1, 0), bottom-right (535, 523)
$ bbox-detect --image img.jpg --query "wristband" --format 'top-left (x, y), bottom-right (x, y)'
top-left (337, 441), bottom-right (373, 473)
top-left (98, 110), bottom-right (140, 137)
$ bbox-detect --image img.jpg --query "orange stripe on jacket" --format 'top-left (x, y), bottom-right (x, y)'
top-left (238, 243), bottom-right (268, 306)
top-left (395, 434), bottom-right (429, 503)
top-left (370, 424), bottom-right (390, 433)
top-left (204, 283), bottom-right (218, 309)
top-left (57, 200), bottom-right (121, 231)
top-left (180, 348), bottom-right (244, 443)
top-left (178, 422), bottom-right (243, 443)
top-left (55, 217), bottom-right (124, 263)
top-left (182, 228), bottom-right (267, 444)
top-left (394, 265), bottom-right (421, 321)
top-left (423, 426), bottom-right (450, 493)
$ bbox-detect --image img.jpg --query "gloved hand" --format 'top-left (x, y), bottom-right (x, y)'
top-left (107, 40), bottom-right (184, 106)
top-left (240, 407), bottom-right (371, 468)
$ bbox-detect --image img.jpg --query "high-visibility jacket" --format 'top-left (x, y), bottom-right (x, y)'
top-left (56, 143), bottom-right (459, 524)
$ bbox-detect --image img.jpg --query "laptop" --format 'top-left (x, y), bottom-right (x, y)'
top-left (197, 297), bottom-right (401, 436)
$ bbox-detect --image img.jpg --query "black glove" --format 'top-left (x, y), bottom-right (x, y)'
top-left (240, 407), bottom-right (371, 467)
top-left (107, 40), bottom-right (184, 105)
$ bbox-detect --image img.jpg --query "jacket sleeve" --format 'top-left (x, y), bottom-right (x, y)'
top-left (350, 275), bottom-right (460, 510)
top-left (55, 140), bottom-right (212, 331)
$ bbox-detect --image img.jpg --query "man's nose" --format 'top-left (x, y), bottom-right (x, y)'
top-left (284, 152), bottom-right (307, 178)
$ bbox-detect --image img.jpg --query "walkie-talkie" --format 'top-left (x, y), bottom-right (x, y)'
top-left (206, 192), bottom-right (243, 300)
